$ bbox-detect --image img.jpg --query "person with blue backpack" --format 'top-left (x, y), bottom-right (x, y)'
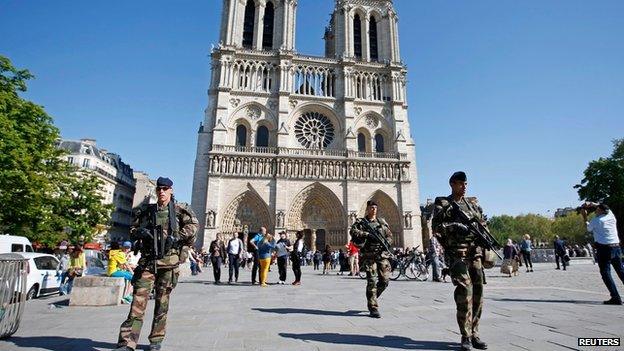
top-left (520, 234), bottom-right (534, 272)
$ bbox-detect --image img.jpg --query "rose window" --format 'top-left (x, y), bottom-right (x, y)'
top-left (294, 112), bottom-right (335, 149)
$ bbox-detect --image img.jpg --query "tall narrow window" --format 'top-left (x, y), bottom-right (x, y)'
top-left (262, 2), bottom-right (275, 50)
top-left (242, 0), bottom-right (255, 49)
top-left (236, 125), bottom-right (248, 147)
top-left (370, 16), bottom-right (379, 61)
top-left (357, 133), bottom-right (366, 152)
top-left (353, 14), bottom-right (362, 59)
top-left (375, 134), bottom-right (385, 153)
top-left (256, 126), bottom-right (269, 147)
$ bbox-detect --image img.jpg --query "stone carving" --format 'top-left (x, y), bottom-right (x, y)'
top-left (382, 106), bottom-right (392, 119)
top-left (276, 211), bottom-right (285, 228)
top-left (354, 107), bottom-right (362, 115)
top-left (289, 99), bottom-right (299, 108)
top-left (294, 112), bottom-right (335, 149)
top-left (349, 212), bottom-right (358, 225)
top-left (268, 100), bottom-right (278, 110)
top-left (404, 212), bottom-right (413, 229)
top-left (206, 210), bottom-right (216, 228)
top-left (246, 106), bottom-right (261, 120)
top-left (365, 114), bottom-right (378, 129)
top-left (229, 98), bottom-right (241, 108)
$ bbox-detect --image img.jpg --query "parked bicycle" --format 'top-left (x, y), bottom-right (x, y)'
top-left (358, 246), bottom-right (429, 281)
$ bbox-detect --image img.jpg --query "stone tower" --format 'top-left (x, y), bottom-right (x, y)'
top-left (191, 0), bottom-right (422, 251)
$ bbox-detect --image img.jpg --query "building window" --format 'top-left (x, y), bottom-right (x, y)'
top-left (82, 158), bottom-right (91, 168)
top-left (353, 14), bottom-right (362, 59)
top-left (357, 133), bottom-right (366, 152)
top-left (262, 1), bottom-right (275, 50)
top-left (370, 16), bottom-right (379, 61)
top-left (242, 0), bottom-right (256, 49)
top-left (256, 125), bottom-right (269, 147)
top-left (375, 134), bottom-right (385, 153)
top-left (294, 112), bottom-right (335, 149)
top-left (236, 125), bottom-right (248, 147)
top-left (68, 156), bottom-right (74, 164)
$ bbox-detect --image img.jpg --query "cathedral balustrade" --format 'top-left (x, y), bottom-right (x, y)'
top-left (207, 150), bottom-right (411, 182)
top-left (210, 145), bottom-right (407, 160)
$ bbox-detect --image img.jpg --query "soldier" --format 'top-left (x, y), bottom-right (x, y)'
top-left (350, 200), bottom-right (393, 318)
top-left (114, 177), bottom-right (198, 351)
top-left (432, 171), bottom-right (489, 351)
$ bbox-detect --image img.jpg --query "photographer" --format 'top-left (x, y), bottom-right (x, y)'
top-left (580, 203), bottom-right (624, 305)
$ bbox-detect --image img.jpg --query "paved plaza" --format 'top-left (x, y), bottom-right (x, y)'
top-left (1, 262), bottom-right (623, 351)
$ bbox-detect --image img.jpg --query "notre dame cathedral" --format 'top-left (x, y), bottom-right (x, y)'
top-left (191, 0), bottom-right (422, 251)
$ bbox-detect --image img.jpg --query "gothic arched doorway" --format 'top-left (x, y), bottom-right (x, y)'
top-left (359, 190), bottom-right (403, 247)
top-left (221, 186), bottom-right (272, 238)
top-left (287, 182), bottom-right (347, 250)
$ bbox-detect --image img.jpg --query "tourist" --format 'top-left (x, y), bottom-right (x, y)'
top-left (501, 239), bottom-right (519, 277)
top-left (209, 234), bottom-right (227, 284)
top-left (520, 234), bottom-right (534, 272)
top-left (58, 249), bottom-right (71, 295)
top-left (66, 245), bottom-right (86, 294)
top-left (554, 235), bottom-right (568, 270)
top-left (188, 247), bottom-right (200, 276)
top-left (291, 231), bottom-right (305, 285)
top-left (257, 233), bottom-right (276, 287)
top-left (125, 241), bottom-right (140, 272)
top-left (337, 249), bottom-right (348, 275)
top-left (322, 245), bottom-right (332, 275)
top-left (227, 232), bottom-right (244, 283)
top-left (248, 228), bottom-right (266, 284)
top-left (313, 250), bottom-right (322, 270)
top-left (275, 231), bottom-right (292, 284)
top-left (429, 235), bottom-right (444, 282)
top-left (581, 203), bottom-right (624, 305)
top-left (107, 241), bottom-right (133, 303)
top-left (346, 240), bottom-right (360, 276)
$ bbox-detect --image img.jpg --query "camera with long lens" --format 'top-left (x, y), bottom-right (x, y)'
top-left (576, 201), bottom-right (598, 214)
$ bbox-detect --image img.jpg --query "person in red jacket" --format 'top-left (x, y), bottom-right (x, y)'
top-left (346, 240), bottom-right (360, 276)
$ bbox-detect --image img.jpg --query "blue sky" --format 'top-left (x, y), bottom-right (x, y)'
top-left (1, 0), bottom-right (623, 216)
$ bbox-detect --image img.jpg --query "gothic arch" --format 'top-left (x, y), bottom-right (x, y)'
top-left (286, 182), bottom-right (346, 231)
top-left (228, 102), bottom-right (277, 129)
top-left (359, 190), bottom-right (403, 247)
top-left (221, 184), bottom-right (272, 234)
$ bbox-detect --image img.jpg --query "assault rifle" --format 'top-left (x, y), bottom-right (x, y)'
top-left (451, 202), bottom-right (503, 260)
top-left (360, 219), bottom-right (397, 259)
top-left (134, 204), bottom-right (165, 273)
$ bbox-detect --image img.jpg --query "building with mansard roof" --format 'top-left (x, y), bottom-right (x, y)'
top-left (191, 0), bottom-right (422, 251)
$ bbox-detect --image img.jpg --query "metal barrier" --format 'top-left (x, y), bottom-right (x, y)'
top-left (0, 253), bottom-right (28, 339)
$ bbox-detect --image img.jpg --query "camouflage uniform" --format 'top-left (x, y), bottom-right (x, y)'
top-left (350, 217), bottom-right (393, 313)
top-left (117, 201), bottom-right (198, 350)
top-left (432, 196), bottom-right (486, 339)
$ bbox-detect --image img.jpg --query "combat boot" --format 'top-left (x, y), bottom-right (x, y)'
top-left (112, 347), bottom-right (134, 351)
top-left (369, 310), bottom-right (381, 318)
top-left (149, 343), bottom-right (162, 350)
top-left (460, 337), bottom-right (472, 351)
top-left (472, 337), bottom-right (488, 350)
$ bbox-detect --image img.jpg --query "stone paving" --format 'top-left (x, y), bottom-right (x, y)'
top-left (1, 261), bottom-right (623, 351)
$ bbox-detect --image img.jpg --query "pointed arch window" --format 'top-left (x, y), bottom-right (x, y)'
top-left (256, 125), bottom-right (269, 147)
top-left (236, 125), bottom-right (248, 147)
top-left (242, 0), bottom-right (256, 49)
top-left (353, 14), bottom-right (362, 59)
top-left (369, 16), bottom-right (379, 61)
top-left (262, 2), bottom-right (275, 50)
top-left (375, 134), bottom-right (385, 153)
top-left (357, 133), bottom-right (367, 152)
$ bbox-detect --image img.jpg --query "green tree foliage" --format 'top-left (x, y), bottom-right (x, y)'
top-left (0, 56), bottom-right (112, 246)
top-left (551, 213), bottom-right (590, 244)
top-left (575, 139), bottom-right (624, 241)
top-left (489, 213), bottom-right (590, 246)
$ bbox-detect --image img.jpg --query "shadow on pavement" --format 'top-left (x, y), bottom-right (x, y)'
top-left (4, 336), bottom-right (119, 351)
top-left (491, 298), bottom-right (601, 305)
top-left (279, 333), bottom-right (459, 350)
top-left (253, 308), bottom-right (366, 317)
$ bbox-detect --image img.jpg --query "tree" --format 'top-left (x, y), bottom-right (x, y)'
top-left (575, 139), bottom-right (624, 242)
top-left (489, 214), bottom-right (552, 245)
top-left (551, 213), bottom-right (590, 245)
top-left (0, 56), bottom-right (112, 246)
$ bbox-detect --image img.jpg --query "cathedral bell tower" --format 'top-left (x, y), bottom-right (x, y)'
top-left (325, 0), bottom-right (400, 63)
top-left (219, 0), bottom-right (297, 51)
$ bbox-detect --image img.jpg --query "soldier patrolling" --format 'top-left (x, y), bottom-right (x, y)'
top-left (350, 200), bottom-right (393, 318)
top-left (114, 177), bottom-right (198, 351)
top-left (432, 172), bottom-right (489, 351)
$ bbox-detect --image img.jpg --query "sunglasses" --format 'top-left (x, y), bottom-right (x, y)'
top-left (156, 186), bottom-right (171, 192)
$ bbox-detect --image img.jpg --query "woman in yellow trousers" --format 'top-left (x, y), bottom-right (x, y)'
top-left (257, 234), bottom-right (276, 286)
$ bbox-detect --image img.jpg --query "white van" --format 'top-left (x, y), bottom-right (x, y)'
top-left (0, 234), bottom-right (34, 254)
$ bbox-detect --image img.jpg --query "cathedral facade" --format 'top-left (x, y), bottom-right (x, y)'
top-left (191, 0), bottom-right (422, 251)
